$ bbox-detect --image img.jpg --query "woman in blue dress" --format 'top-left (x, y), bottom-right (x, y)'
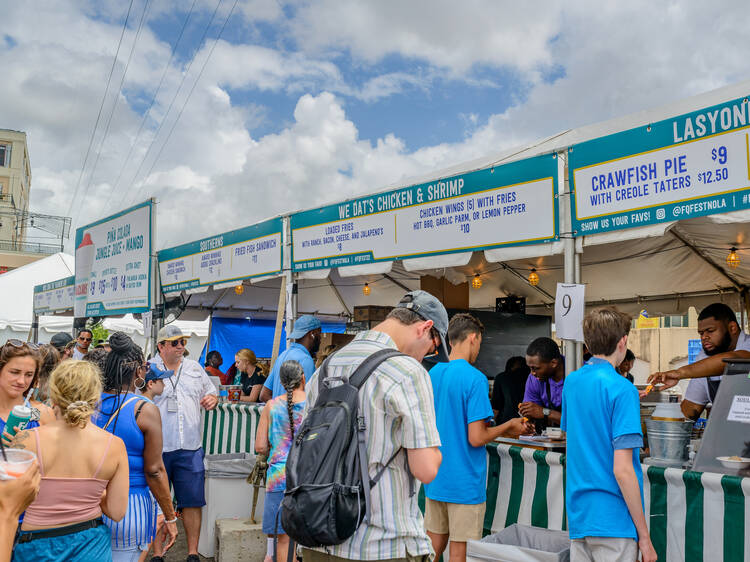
top-left (94, 333), bottom-right (178, 562)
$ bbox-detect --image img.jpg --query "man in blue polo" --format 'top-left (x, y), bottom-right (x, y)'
top-left (260, 315), bottom-right (321, 401)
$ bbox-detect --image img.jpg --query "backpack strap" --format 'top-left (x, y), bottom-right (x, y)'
top-left (348, 348), bottom-right (404, 524)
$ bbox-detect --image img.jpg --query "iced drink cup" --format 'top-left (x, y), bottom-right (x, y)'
top-left (0, 449), bottom-right (36, 480)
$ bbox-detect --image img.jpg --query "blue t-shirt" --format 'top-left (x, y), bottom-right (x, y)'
top-left (561, 357), bottom-right (644, 540)
top-left (424, 359), bottom-right (493, 504)
top-left (263, 343), bottom-right (316, 399)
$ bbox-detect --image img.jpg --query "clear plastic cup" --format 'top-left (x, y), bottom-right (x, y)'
top-left (0, 449), bottom-right (36, 480)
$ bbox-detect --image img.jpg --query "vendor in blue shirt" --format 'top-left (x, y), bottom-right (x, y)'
top-left (260, 315), bottom-right (321, 401)
top-left (561, 307), bottom-right (656, 562)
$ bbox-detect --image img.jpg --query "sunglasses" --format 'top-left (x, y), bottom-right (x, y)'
top-left (429, 328), bottom-right (441, 355)
top-left (166, 339), bottom-right (187, 347)
top-left (4, 339), bottom-right (40, 351)
top-left (78, 336), bottom-right (92, 342)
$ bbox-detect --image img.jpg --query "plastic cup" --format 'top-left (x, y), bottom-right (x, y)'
top-left (0, 449), bottom-right (36, 480)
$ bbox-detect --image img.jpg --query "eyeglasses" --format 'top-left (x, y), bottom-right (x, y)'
top-left (4, 339), bottom-right (40, 351)
top-left (167, 339), bottom-right (186, 347)
top-left (429, 328), bottom-right (441, 355)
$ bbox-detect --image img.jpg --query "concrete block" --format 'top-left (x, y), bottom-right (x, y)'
top-left (215, 518), bottom-right (266, 562)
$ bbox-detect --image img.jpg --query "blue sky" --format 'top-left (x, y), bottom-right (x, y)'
top-left (1, 1), bottom-right (749, 248)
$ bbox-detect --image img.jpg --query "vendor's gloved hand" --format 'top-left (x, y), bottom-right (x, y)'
top-left (247, 452), bottom-right (269, 485)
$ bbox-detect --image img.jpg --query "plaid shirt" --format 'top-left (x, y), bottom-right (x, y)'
top-left (305, 330), bottom-right (441, 560)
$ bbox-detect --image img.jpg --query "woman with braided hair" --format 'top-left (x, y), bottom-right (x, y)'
top-left (10, 360), bottom-right (129, 561)
top-left (255, 360), bottom-right (306, 562)
top-left (93, 332), bottom-right (178, 562)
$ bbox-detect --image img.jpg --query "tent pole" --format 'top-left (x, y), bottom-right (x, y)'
top-left (30, 313), bottom-right (38, 343)
top-left (574, 251), bottom-right (583, 369)
top-left (271, 278), bottom-right (286, 368)
top-left (560, 150), bottom-right (577, 374)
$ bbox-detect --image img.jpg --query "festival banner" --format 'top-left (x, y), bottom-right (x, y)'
top-left (158, 217), bottom-right (283, 294)
top-left (290, 154), bottom-right (558, 271)
top-left (33, 276), bottom-right (75, 315)
top-left (74, 200), bottom-right (153, 317)
top-left (570, 94), bottom-right (750, 235)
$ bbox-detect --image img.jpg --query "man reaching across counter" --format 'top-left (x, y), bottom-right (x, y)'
top-left (426, 313), bottom-right (532, 562)
top-left (520, 337), bottom-right (565, 429)
top-left (648, 303), bottom-right (750, 420)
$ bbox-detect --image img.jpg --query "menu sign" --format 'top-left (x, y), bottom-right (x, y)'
top-left (291, 154), bottom-right (558, 271)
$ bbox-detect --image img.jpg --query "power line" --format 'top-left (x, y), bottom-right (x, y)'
top-left (73, 0), bottom-right (152, 228)
top-left (66, 0), bottom-right (136, 222)
top-left (105, 0), bottom-right (199, 214)
top-left (115, 0), bottom-right (225, 211)
top-left (131, 0), bottom-right (241, 205)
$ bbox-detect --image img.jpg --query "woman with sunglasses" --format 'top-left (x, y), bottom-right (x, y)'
top-left (93, 332), bottom-right (178, 562)
top-left (0, 340), bottom-right (55, 446)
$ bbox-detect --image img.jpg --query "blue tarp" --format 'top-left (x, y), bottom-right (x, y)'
top-left (198, 316), bottom-right (345, 366)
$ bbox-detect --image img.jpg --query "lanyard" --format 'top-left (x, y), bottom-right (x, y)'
top-left (169, 361), bottom-right (184, 394)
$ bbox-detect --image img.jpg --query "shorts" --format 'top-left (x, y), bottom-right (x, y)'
top-left (162, 448), bottom-right (206, 508)
top-left (262, 490), bottom-right (285, 535)
top-left (570, 537), bottom-right (638, 562)
top-left (13, 521), bottom-right (112, 562)
top-left (424, 497), bottom-right (485, 542)
top-left (302, 550), bottom-right (430, 562)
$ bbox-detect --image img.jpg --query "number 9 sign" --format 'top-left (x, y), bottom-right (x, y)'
top-left (555, 283), bottom-right (585, 342)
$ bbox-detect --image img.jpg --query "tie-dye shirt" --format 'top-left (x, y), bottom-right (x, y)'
top-left (265, 395), bottom-right (305, 492)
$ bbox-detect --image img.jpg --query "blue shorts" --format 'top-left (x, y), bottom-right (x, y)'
top-left (13, 522), bottom-right (111, 562)
top-left (262, 490), bottom-right (285, 535)
top-left (163, 448), bottom-right (206, 509)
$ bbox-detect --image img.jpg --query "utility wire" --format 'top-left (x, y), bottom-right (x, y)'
top-left (66, 0), bottom-right (136, 222)
top-left (116, 0), bottom-right (225, 211)
top-left (133, 0), bottom-right (241, 205)
top-left (105, 0), bottom-right (198, 213)
top-left (73, 0), bottom-right (152, 228)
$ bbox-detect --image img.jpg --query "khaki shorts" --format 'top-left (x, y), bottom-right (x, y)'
top-left (423, 498), bottom-right (485, 542)
top-left (570, 537), bottom-right (638, 562)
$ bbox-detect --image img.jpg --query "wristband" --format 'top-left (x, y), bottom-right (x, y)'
top-left (164, 516), bottom-right (178, 524)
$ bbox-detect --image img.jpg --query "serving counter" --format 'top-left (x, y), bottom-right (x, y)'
top-left (480, 443), bottom-right (749, 562)
top-left (201, 405), bottom-right (748, 561)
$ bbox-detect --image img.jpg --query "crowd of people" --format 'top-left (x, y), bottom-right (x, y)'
top-left (0, 297), bottom-right (740, 562)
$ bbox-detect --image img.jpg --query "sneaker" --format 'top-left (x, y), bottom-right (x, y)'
top-left (186, 555), bottom-right (200, 562)
top-left (150, 558), bottom-right (164, 562)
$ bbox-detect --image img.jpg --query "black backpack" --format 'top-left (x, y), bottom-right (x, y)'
top-left (281, 348), bottom-right (408, 548)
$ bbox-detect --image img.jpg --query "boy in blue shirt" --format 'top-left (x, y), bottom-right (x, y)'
top-left (425, 313), bottom-right (532, 562)
top-left (561, 307), bottom-right (656, 562)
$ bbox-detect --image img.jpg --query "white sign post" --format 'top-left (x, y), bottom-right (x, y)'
top-left (555, 283), bottom-right (585, 343)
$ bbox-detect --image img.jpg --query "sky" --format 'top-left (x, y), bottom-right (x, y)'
top-left (1, 1), bottom-right (749, 250)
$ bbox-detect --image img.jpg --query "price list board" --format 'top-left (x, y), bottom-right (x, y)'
top-left (74, 200), bottom-right (153, 317)
top-left (570, 95), bottom-right (750, 235)
top-left (158, 218), bottom-right (283, 294)
top-left (291, 154), bottom-right (558, 272)
top-left (33, 276), bottom-right (75, 315)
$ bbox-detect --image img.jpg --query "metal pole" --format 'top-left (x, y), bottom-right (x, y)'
top-left (560, 150), bottom-right (577, 374)
top-left (574, 251), bottom-right (583, 368)
top-left (283, 217), bottom-right (296, 348)
top-left (31, 313), bottom-right (39, 343)
top-left (149, 198), bottom-right (162, 354)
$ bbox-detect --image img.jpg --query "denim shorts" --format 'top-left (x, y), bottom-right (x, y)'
top-left (262, 490), bottom-right (285, 535)
top-left (162, 448), bottom-right (206, 508)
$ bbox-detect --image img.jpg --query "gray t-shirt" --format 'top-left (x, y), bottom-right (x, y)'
top-left (684, 331), bottom-right (750, 406)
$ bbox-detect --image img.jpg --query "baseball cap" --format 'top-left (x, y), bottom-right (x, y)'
top-left (157, 324), bottom-right (191, 343)
top-left (288, 315), bottom-right (322, 340)
top-left (395, 290), bottom-right (449, 360)
top-left (50, 332), bottom-right (74, 350)
top-left (144, 362), bottom-right (173, 382)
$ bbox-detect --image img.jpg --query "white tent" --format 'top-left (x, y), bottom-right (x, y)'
top-left (1, 253), bottom-right (208, 355)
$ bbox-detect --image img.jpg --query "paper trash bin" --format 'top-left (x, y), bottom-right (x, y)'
top-left (467, 524), bottom-right (570, 562)
top-left (198, 453), bottom-right (265, 558)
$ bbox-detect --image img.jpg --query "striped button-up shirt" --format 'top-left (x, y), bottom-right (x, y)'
top-left (305, 330), bottom-right (441, 560)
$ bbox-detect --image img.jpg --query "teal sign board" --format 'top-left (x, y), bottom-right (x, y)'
top-left (291, 154), bottom-right (559, 271)
top-left (570, 95), bottom-right (750, 235)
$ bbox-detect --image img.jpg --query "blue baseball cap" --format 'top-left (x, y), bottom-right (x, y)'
top-left (145, 362), bottom-right (173, 382)
top-left (288, 315), bottom-right (322, 339)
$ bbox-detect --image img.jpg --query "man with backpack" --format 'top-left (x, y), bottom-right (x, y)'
top-left (289, 290), bottom-right (445, 561)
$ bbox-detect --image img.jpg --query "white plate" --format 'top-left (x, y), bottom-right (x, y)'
top-left (717, 456), bottom-right (750, 469)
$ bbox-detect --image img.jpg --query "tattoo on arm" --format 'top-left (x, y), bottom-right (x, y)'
top-left (10, 430), bottom-right (30, 450)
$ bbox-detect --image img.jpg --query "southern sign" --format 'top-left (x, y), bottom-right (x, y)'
top-left (74, 200), bottom-right (153, 317)
top-left (33, 276), bottom-right (75, 315)
top-left (570, 95), bottom-right (750, 235)
top-left (158, 218), bottom-right (283, 294)
top-left (291, 154), bottom-right (558, 271)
